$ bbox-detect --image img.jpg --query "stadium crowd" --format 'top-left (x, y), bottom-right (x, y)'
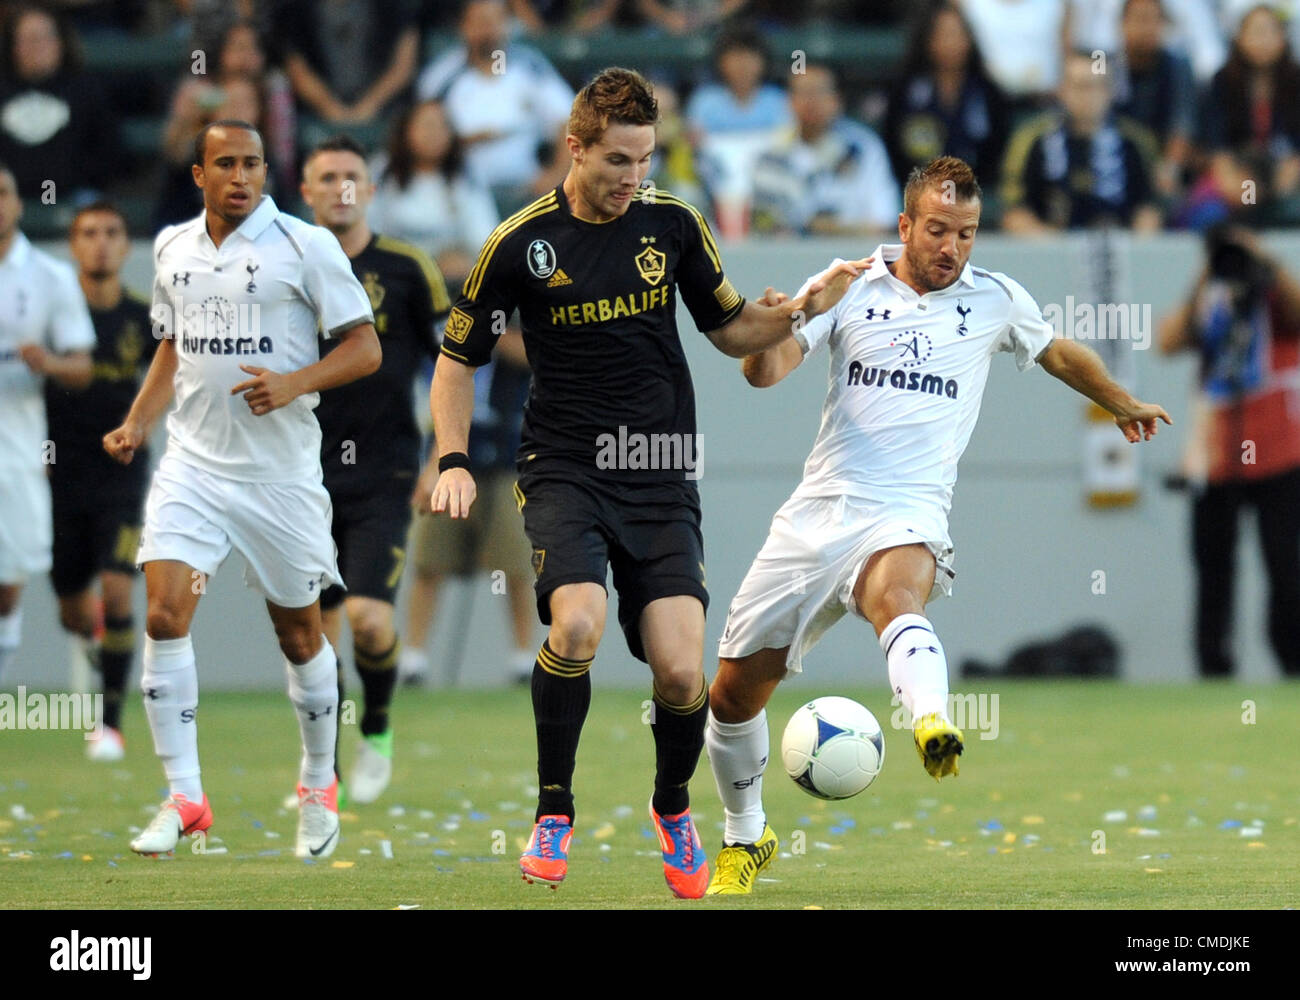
top-left (2, 0), bottom-right (1300, 241)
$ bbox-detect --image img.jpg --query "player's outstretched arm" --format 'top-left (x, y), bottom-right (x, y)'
top-left (103, 337), bottom-right (179, 465)
top-left (739, 288), bottom-right (804, 387)
top-left (429, 354), bottom-right (478, 519)
top-left (1037, 338), bottom-right (1172, 442)
top-left (230, 322), bottom-right (380, 416)
top-left (705, 257), bottom-right (870, 359)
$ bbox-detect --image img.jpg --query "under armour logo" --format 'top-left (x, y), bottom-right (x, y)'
top-left (144, 687), bottom-right (159, 700)
top-left (907, 645), bottom-right (940, 657)
top-left (245, 261), bottom-right (259, 294)
top-left (864, 308), bottom-right (891, 320)
top-left (956, 300), bottom-right (971, 336)
top-left (172, 272), bottom-right (190, 286)
top-left (307, 579), bottom-right (316, 591)
top-left (307, 705), bottom-right (334, 721)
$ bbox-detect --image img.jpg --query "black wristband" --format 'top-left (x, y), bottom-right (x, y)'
top-left (437, 451), bottom-right (471, 473)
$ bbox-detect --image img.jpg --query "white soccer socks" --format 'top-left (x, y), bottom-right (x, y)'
top-left (141, 635), bottom-right (203, 802)
top-left (705, 708), bottom-right (769, 845)
top-left (880, 613), bottom-right (950, 721)
top-left (0, 609), bottom-right (20, 682)
top-left (286, 638), bottom-right (339, 790)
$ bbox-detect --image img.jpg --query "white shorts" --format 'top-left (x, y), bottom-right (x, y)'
top-left (0, 465), bottom-right (52, 582)
top-left (136, 454), bottom-right (340, 608)
top-left (717, 492), bottom-right (955, 676)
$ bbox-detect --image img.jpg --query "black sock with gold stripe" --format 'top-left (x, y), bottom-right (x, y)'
top-left (356, 638), bottom-right (399, 737)
top-left (533, 640), bottom-right (593, 822)
top-left (99, 616), bottom-right (134, 732)
top-left (650, 681), bottom-right (709, 817)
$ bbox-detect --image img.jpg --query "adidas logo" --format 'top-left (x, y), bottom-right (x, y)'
top-left (546, 268), bottom-right (572, 287)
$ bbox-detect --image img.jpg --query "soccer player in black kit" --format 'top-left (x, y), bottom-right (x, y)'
top-left (46, 202), bottom-right (156, 761)
top-left (300, 136), bottom-right (450, 803)
top-left (429, 67), bottom-right (867, 897)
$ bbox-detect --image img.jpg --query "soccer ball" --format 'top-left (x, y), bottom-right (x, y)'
top-left (781, 696), bottom-right (885, 800)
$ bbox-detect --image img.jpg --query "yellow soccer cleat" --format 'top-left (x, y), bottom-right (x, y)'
top-left (913, 713), bottom-right (964, 780)
top-left (705, 825), bottom-right (778, 896)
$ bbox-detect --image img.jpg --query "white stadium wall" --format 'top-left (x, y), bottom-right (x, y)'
top-left (11, 232), bottom-right (1299, 689)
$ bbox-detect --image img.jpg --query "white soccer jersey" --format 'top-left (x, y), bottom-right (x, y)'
top-left (151, 196), bottom-right (374, 483)
top-left (791, 244), bottom-right (1055, 513)
top-left (0, 232), bottom-right (95, 471)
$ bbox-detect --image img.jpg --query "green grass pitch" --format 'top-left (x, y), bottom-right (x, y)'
top-left (0, 681), bottom-right (1295, 909)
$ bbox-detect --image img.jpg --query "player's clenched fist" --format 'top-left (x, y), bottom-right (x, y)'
top-left (801, 256), bottom-right (873, 318)
top-left (103, 421), bottom-right (145, 465)
top-left (431, 467), bottom-right (477, 519)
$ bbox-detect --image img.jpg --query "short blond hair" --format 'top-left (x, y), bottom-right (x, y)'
top-left (903, 156), bottom-right (982, 218)
top-left (568, 67), bottom-right (658, 148)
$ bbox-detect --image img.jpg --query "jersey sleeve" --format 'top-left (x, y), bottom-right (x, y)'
top-left (440, 224), bottom-right (521, 368)
top-left (670, 199), bottom-right (746, 333)
top-left (994, 274), bottom-right (1056, 371)
top-left (302, 228), bottom-right (375, 338)
top-left (791, 259), bottom-right (846, 357)
top-left (47, 261), bottom-right (95, 354)
top-left (408, 246), bottom-right (452, 361)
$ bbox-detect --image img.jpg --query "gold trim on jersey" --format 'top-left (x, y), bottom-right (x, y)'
top-left (714, 276), bottom-right (741, 312)
top-left (635, 188), bottom-right (723, 274)
top-left (464, 191), bottom-right (560, 301)
top-left (440, 343), bottom-right (472, 364)
top-left (374, 234), bottom-right (451, 313)
top-left (513, 480), bottom-right (526, 512)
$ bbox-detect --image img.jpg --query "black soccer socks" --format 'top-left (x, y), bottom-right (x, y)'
top-left (532, 640), bottom-right (593, 822)
top-left (650, 680), bottom-right (708, 817)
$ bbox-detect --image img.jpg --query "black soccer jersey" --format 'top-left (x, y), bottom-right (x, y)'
top-left (441, 184), bottom-right (745, 482)
top-left (317, 234), bottom-right (450, 498)
top-left (44, 290), bottom-right (157, 488)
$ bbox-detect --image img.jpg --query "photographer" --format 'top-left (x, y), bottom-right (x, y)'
top-left (1159, 225), bottom-right (1300, 678)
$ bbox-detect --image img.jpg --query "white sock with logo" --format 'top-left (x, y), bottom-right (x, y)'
top-left (705, 708), bottom-right (769, 845)
top-left (0, 609), bottom-right (21, 682)
top-left (879, 613), bottom-right (950, 722)
top-left (141, 635), bottom-right (203, 802)
top-left (286, 638), bottom-right (338, 789)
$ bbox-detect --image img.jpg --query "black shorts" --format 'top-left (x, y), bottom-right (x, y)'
top-left (50, 478), bottom-right (146, 597)
top-left (516, 470), bottom-right (709, 663)
top-left (321, 485), bottom-right (411, 611)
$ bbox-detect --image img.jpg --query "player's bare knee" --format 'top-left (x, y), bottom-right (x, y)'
top-left (276, 627), bottom-right (322, 665)
top-left (58, 606), bottom-right (94, 638)
top-left (709, 672), bottom-right (761, 724)
top-left (145, 603), bottom-right (188, 640)
top-left (548, 611), bottom-right (603, 660)
top-left (349, 611), bottom-right (393, 654)
top-left (0, 588), bottom-right (19, 617)
top-left (652, 662), bottom-right (704, 705)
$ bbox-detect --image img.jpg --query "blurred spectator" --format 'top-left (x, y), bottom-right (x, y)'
top-left (750, 63), bottom-right (899, 236)
top-left (367, 99), bottom-right (499, 291)
top-left (1112, 0), bottom-right (1197, 198)
top-left (508, 0), bottom-right (621, 33)
top-left (0, 4), bottom-right (118, 203)
top-left (1157, 225), bottom-right (1300, 677)
top-left (275, 0), bottom-right (419, 124)
top-left (685, 25), bottom-right (790, 232)
top-left (636, 0), bottom-right (749, 36)
top-left (648, 79), bottom-right (707, 209)
top-left (1192, 3), bottom-right (1300, 226)
top-left (154, 74), bottom-right (265, 228)
top-left (1000, 49), bottom-right (1162, 232)
top-left (177, 0), bottom-right (264, 56)
top-left (958, 0), bottom-right (1067, 106)
top-left (883, 1), bottom-right (1011, 189)
top-left (416, 0), bottom-right (573, 214)
top-left (1064, 0), bottom-right (1228, 83)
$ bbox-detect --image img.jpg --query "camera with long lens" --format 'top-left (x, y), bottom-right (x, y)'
top-left (1205, 224), bottom-right (1274, 306)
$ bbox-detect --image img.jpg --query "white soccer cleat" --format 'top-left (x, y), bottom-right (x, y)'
top-left (85, 726), bottom-right (125, 762)
top-left (130, 794), bottom-right (212, 855)
top-left (347, 731), bottom-right (393, 805)
top-left (398, 646), bottom-right (428, 687)
top-left (295, 780), bottom-right (341, 858)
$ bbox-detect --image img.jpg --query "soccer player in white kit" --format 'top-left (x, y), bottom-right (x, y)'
top-left (102, 121), bottom-right (380, 858)
top-left (0, 161), bottom-right (94, 682)
top-left (704, 157), bottom-right (1171, 894)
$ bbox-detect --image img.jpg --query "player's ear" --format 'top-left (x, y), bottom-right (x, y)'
top-left (191, 163), bottom-right (204, 188)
